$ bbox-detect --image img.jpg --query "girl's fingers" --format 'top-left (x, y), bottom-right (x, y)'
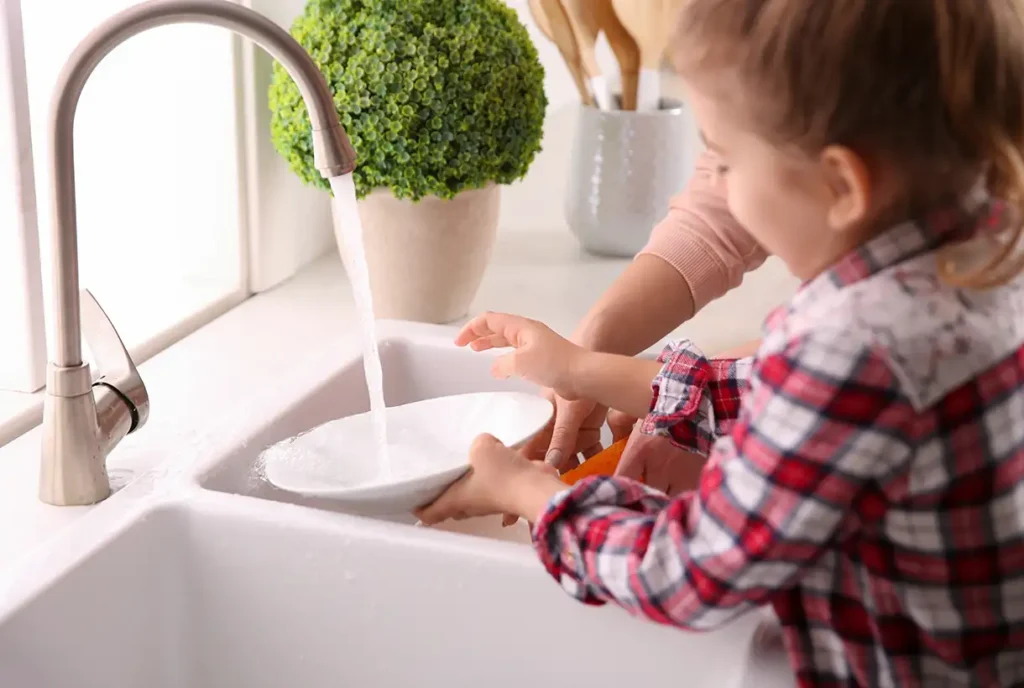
top-left (415, 476), bottom-right (469, 525)
top-left (469, 334), bottom-right (510, 352)
top-left (414, 503), bottom-right (442, 525)
top-left (490, 352), bottom-right (517, 380)
top-left (454, 314), bottom-right (499, 346)
top-left (455, 312), bottom-right (520, 345)
top-left (469, 433), bottom-right (509, 464)
top-left (480, 312), bottom-right (531, 347)
top-left (419, 436), bottom-right (517, 525)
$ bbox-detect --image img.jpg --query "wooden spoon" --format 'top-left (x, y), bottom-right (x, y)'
top-left (610, 0), bottom-right (677, 111)
top-left (560, 0), bottom-right (612, 110)
top-left (564, 0), bottom-right (641, 111)
top-left (531, 0), bottom-right (595, 107)
top-left (528, 0), bottom-right (553, 40)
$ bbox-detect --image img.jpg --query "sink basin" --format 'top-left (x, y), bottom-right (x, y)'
top-left (0, 321), bottom-right (793, 687)
top-left (196, 322), bottom-right (549, 540)
top-left (0, 493), bottom-right (770, 687)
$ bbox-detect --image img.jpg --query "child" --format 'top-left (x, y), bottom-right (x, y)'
top-left (417, 0), bottom-right (1024, 685)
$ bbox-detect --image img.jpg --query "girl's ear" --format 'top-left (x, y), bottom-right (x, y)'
top-left (819, 145), bottom-right (871, 233)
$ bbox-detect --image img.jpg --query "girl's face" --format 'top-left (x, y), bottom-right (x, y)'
top-left (684, 81), bottom-right (873, 281)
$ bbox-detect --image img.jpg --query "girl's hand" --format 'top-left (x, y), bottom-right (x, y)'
top-left (455, 312), bottom-right (586, 400)
top-left (415, 434), bottom-right (566, 526)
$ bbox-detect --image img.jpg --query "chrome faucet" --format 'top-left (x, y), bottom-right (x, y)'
top-left (40, 0), bottom-right (356, 506)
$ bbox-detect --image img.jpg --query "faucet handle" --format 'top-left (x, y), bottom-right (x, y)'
top-left (81, 289), bottom-right (150, 433)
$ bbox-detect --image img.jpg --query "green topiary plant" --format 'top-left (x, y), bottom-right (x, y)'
top-left (269, 0), bottom-right (547, 201)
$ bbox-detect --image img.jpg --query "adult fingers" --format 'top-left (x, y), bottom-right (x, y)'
top-left (520, 391), bottom-right (557, 462)
top-left (607, 409), bottom-right (637, 443)
top-left (545, 398), bottom-right (593, 469)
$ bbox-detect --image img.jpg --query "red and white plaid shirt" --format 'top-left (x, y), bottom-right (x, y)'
top-left (532, 194), bottom-right (1024, 687)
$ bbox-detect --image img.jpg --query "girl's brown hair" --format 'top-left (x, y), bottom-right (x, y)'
top-left (671, 0), bottom-right (1024, 288)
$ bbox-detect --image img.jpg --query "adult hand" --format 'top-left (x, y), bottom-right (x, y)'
top-left (607, 339), bottom-right (762, 495)
top-left (606, 408), bottom-right (639, 443)
top-left (614, 431), bottom-right (706, 496)
top-left (519, 393), bottom-right (607, 471)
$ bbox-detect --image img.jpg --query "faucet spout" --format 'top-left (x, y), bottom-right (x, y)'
top-left (40, 0), bottom-right (356, 506)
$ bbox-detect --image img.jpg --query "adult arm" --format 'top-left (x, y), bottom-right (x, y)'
top-left (531, 151), bottom-right (766, 467)
top-left (572, 150), bottom-right (767, 355)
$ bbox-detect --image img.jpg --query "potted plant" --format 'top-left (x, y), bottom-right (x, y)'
top-left (269, 0), bottom-right (547, 323)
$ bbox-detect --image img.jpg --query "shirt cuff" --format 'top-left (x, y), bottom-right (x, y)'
top-left (640, 225), bottom-right (730, 316)
top-left (531, 476), bottom-right (670, 606)
top-left (640, 340), bottom-right (718, 455)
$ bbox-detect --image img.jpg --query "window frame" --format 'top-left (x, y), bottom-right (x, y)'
top-left (0, 0), bottom-right (46, 394)
top-left (0, 0), bottom-right (341, 435)
top-left (0, 0), bottom-right (278, 394)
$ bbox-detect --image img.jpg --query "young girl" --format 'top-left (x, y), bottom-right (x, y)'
top-left (418, 0), bottom-right (1024, 685)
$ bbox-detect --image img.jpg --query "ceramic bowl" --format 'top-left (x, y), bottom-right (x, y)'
top-left (261, 392), bottom-right (553, 514)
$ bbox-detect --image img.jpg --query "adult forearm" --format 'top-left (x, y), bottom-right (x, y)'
top-left (571, 254), bottom-right (696, 355)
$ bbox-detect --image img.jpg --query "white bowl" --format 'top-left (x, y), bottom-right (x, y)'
top-left (261, 392), bottom-right (553, 514)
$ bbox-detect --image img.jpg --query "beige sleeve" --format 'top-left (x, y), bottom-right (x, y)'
top-left (638, 150), bottom-right (768, 314)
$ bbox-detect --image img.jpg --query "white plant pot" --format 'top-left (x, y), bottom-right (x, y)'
top-left (345, 184), bottom-right (500, 323)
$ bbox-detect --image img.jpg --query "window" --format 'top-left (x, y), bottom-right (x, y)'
top-left (2, 0), bottom-right (248, 396)
top-left (0, 0), bottom-right (45, 394)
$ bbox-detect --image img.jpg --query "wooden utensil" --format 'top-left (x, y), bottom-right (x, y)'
top-left (531, 0), bottom-right (595, 107)
top-left (560, 0), bottom-right (612, 110)
top-left (528, 0), bottom-right (553, 40)
top-left (565, 0), bottom-right (641, 111)
top-left (610, 0), bottom-right (676, 111)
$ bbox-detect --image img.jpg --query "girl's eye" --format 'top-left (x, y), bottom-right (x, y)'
top-left (716, 163), bottom-right (730, 176)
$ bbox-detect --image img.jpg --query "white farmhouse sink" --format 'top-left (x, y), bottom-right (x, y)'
top-left (0, 322), bottom-right (793, 687)
top-left (0, 493), bottom-right (776, 687)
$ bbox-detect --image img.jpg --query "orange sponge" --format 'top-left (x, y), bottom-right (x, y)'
top-left (560, 438), bottom-right (629, 486)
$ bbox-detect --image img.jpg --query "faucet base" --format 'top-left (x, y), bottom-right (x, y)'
top-left (40, 381), bottom-right (111, 507)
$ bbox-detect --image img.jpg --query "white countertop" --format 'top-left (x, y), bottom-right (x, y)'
top-left (0, 228), bottom-right (797, 572)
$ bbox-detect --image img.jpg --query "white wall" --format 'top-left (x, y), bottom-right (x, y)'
top-left (246, 0), bottom-right (697, 291)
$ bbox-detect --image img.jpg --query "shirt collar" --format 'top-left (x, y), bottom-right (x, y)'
top-left (789, 187), bottom-right (1011, 313)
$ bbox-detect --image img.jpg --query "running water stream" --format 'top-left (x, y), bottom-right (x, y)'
top-left (328, 174), bottom-right (390, 479)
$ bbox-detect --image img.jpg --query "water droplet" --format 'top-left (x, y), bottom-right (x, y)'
top-left (108, 468), bottom-right (135, 491)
